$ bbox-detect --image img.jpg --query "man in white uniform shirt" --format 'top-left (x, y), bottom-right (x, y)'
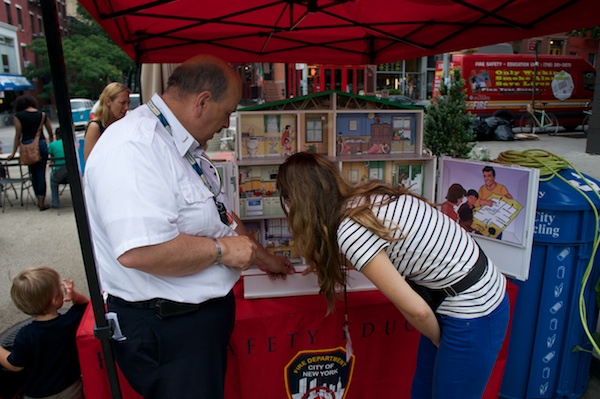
top-left (85, 55), bottom-right (293, 399)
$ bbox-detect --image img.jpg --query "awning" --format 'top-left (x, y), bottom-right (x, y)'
top-left (78, 0), bottom-right (600, 65)
top-left (0, 74), bottom-right (34, 91)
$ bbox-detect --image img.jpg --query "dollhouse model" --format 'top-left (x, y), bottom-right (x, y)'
top-left (234, 91), bottom-right (436, 270)
top-left (236, 91), bottom-right (435, 203)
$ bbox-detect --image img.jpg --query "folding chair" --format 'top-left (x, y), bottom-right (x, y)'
top-left (0, 156), bottom-right (36, 212)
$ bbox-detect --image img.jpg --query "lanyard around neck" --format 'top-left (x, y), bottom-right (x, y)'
top-left (147, 99), bottom-right (218, 194)
top-left (147, 99), bottom-right (230, 226)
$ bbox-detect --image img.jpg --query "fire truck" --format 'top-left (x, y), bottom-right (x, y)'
top-left (433, 54), bottom-right (596, 129)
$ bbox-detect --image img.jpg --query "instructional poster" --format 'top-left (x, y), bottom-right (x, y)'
top-left (438, 157), bottom-right (540, 281)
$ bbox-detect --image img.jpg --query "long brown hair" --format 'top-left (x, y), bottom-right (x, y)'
top-left (277, 152), bottom-right (411, 312)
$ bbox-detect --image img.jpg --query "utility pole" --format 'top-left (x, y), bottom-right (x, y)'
top-left (532, 41), bottom-right (539, 106)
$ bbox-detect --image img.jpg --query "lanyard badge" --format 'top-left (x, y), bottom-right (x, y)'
top-left (148, 99), bottom-right (232, 227)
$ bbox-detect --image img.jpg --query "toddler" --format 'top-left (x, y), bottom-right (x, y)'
top-left (0, 266), bottom-right (88, 399)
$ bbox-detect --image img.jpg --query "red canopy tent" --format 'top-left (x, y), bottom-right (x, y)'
top-left (38, 1), bottom-right (600, 398)
top-left (78, 0), bottom-right (600, 65)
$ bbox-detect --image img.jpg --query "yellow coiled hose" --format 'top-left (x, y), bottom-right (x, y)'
top-left (494, 149), bottom-right (600, 356)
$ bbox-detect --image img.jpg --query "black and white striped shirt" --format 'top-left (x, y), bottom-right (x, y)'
top-left (337, 194), bottom-right (506, 318)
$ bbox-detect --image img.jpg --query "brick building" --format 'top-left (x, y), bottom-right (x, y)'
top-left (0, 0), bottom-right (68, 114)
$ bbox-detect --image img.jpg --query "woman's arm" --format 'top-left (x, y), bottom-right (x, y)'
top-left (44, 113), bottom-right (54, 142)
top-left (83, 121), bottom-right (101, 161)
top-left (361, 250), bottom-right (441, 346)
top-left (7, 117), bottom-right (22, 160)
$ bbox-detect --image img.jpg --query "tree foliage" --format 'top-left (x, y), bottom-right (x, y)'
top-left (24, 4), bottom-right (135, 100)
top-left (424, 68), bottom-right (475, 159)
top-left (567, 26), bottom-right (600, 40)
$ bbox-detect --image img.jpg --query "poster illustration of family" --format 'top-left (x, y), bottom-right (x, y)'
top-left (439, 158), bottom-right (535, 247)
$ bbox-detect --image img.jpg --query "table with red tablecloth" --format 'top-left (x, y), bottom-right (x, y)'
top-left (76, 280), bottom-right (517, 398)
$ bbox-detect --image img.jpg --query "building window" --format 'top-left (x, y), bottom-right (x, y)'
top-left (38, 16), bottom-right (43, 36)
top-left (5, 2), bottom-right (12, 25)
top-left (306, 116), bottom-right (324, 143)
top-left (549, 39), bottom-right (564, 55)
top-left (2, 54), bottom-right (9, 73)
top-left (21, 44), bottom-right (26, 65)
top-left (588, 53), bottom-right (596, 67)
top-left (30, 13), bottom-right (34, 34)
top-left (16, 6), bottom-right (22, 30)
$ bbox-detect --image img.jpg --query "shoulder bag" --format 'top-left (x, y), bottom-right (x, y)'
top-left (19, 112), bottom-right (45, 165)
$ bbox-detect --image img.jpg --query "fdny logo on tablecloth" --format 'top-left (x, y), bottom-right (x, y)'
top-left (284, 347), bottom-right (355, 399)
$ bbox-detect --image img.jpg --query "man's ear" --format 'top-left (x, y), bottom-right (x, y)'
top-left (194, 91), bottom-right (212, 116)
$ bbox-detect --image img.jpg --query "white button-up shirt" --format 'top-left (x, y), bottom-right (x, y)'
top-left (85, 94), bottom-right (239, 303)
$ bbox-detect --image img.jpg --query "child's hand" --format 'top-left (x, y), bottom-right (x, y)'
top-left (61, 279), bottom-right (75, 302)
top-left (60, 279), bottom-right (88, 305)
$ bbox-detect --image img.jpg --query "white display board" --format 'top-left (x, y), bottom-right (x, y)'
top-left (242, 265), bottom-right (375, 299)
top-left (438, 157), bottom-right (540, 281)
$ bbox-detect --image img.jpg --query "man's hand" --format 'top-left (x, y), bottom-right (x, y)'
top-left (258, 254), bottom-right (296, 280)
top-left (480, 198), bottom-right (494, 207)
top-left (219, 235), bottom-right (257, 271)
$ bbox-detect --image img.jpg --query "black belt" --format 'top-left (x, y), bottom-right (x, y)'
top-left (433, 246), bottom-right (487, 297)
top-left (107, 295), bottom-right (202, 319)
top-left (406, 246), bottom-right (488, 311)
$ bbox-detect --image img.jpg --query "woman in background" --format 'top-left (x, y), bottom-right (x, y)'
top-left (84, 82), bottom-right (130, 161)
top-left (7, 95), bottom-right (54, 210)
top-left (276, 152), bottom-right (508, 399)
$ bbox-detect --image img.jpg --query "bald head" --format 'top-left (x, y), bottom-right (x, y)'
top-left (166, 54), bottom-right (239, 101)
top-left (162, 54), bottom-right (241, 145)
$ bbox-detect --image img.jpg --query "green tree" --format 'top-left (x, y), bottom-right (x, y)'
top-left (24, 4), bottom-right (135, 100)
top-left (424, 68), bottom-right (475, 158)
top-left (567, 26), bottom-right (600, 40)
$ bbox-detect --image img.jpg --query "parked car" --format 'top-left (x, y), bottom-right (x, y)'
top-left (89, 93), bottom-right (141, 120)
top-left (70, 98), bottom-right (94, 130)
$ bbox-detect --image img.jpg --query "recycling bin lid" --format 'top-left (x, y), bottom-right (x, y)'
top-left (538, 168), bottom-right (600, 211)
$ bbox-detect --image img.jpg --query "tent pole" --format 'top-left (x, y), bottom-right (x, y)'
top-left (40, 1), bottom-right (123, 398)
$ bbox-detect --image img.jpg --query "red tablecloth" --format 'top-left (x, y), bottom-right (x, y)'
top-left (76, 280), bottom-right (517, 398)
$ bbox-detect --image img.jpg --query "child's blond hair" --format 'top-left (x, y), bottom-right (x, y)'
top-left (11, 266), bottom-right (61, 316)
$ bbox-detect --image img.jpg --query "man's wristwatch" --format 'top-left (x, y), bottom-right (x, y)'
top-left (213, 238), bottom-right (222, 264)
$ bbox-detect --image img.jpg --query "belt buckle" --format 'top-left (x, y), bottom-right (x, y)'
top-left (442, 286), bottom-right (459, 297)
top-left (154, 299), bottom-right (199, 319)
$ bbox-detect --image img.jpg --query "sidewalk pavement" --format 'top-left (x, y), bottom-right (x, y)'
top-left (0, 131), bottom-right (599, 397)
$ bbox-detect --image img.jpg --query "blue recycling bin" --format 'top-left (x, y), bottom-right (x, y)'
top-left (500, 169), bottom-right (600, 399)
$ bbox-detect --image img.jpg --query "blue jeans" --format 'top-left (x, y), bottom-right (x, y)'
top-left (28, 140), bottom-right (48, 199)
top-left (411, 294), bottom-right (509, 399)
top-left (50, 169), bottom-right (61, 207)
